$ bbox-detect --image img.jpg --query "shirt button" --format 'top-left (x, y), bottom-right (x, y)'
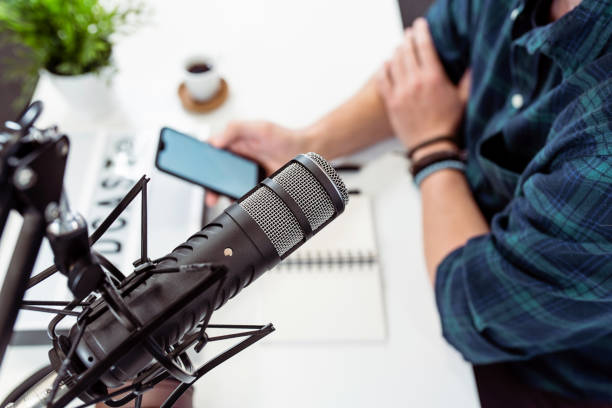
top-left (511, 93), bottom-right (524, 109)
top-left (510, 7), bottom-right (520, 21)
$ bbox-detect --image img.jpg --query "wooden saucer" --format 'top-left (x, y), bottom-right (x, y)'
top-left (178, 78), bottom-right (229, 113)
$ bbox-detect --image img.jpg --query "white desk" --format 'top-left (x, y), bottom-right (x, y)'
top-left (0, 0), bottom-right (479, 406)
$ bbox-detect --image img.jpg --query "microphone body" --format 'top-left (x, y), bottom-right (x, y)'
top-left (71, 153), bottom-right (349, 388)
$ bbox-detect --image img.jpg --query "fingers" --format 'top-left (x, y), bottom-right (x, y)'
top-left (205, 191), bottom-right (220, 207)
top-left (206, 121), bottom-right (251, 205)
top-left (392, 28), bottom-right (419, 80)
top-left (383, 28), bottom-right (419, 94)
top-left (383, 17), bottom-right (441, 89)
top-left (458, 68), bottom-right (472, 104)
top-left (209, 121), bottom-right (243, 148)
top-left (376, 62), bottom-right (393, 100)
top-left (413, 17), bottom-right (443, 73)
top-left (391, 46), bottom-right (407, 83)
top-left (225, 139), bottom-right (254, 158)
top-left (402, 28), bottom-right (420, 69)
top-left (385, 24), bottom-right (426, 85)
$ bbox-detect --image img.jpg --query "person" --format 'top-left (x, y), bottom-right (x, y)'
top-left (95, 379), bottom-right (193, 408)
top-left (202, 0), bottom-right (612, 406)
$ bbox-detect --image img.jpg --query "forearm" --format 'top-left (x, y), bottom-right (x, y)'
top-left (368, 16), bottom-right (484, 286)
top-left (303, 76), bottom-right (394, 159)
top-left (419, 167), bottom-right (489, 285)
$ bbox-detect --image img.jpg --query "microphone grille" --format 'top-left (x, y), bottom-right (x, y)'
top-left (272, 161), bottom-right (334, 232)
top-left (239, 153), bottom-right (348, 257)
top-left (239, 185), bottom-right (304, 256)
top-left (304, 152), bottom-right (349, 206)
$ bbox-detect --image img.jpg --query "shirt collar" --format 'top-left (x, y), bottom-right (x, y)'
top-left (514, 0), bottom-right (612, 76)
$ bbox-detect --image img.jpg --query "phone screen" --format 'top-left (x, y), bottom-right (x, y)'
top-left (156, 127), bottom-right (260, 199)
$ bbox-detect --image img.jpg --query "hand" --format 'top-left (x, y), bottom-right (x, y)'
top-left (205, 121), bottom-right (307, 206)
top-left (376, 18), bottom-right (470, 151)
top-left (96, 379), bottom-right (193, 408)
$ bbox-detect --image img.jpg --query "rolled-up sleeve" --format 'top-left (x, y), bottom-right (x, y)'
top-left (436, 153), bottom-right (612, 364)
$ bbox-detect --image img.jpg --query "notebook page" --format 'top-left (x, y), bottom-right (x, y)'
top-left (258, 194), bottom-right (386, 342)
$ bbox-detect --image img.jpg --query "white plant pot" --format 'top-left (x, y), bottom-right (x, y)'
top-left (45, 67), bottom-right (116, 118)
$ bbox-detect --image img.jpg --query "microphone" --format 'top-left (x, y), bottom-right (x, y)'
top-left (67, 153), bottom-right (349, 392)
top-left (1, 101), bottom-right (350, 407)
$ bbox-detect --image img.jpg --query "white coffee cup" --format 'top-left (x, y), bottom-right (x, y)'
top-left (184, 55), bottom-right (221, 102)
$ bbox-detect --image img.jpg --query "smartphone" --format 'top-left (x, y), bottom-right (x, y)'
top-left (155, 127), bottom-right (265, 199)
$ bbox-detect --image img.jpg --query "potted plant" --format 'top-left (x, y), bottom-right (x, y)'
top-left (0, 0), bottom-right (144, 116)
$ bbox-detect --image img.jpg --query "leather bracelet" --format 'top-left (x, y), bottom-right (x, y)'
top-left (406, 135), bottom-right (457, 160)
top-left (410, 149), bottom-right (465, 177)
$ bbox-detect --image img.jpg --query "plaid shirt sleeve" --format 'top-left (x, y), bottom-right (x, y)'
top-left (435, 84), bottom-right (612, 364)
top-left (425, 0), bottom-right (476, 83)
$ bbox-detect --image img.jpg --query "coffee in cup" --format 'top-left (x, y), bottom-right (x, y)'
top-left (184, 55), bottom-right (220, 102)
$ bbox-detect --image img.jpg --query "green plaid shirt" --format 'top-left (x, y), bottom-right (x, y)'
top-left (426, 0), bottom-right (612, 401)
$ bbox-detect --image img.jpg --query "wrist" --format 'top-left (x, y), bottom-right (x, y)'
top-left (419, 166), bottom-right (467, 190)
top-left (409, 142), bottom-right (466, 188)
top-left (299, 123), bottom-right (327, 156)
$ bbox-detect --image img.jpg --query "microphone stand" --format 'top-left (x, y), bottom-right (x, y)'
top-left (0, 100), bottom-right (67, 368)
top-left (0, 102), bottom-right (275, 408)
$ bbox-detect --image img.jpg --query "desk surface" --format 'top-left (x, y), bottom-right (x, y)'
top-left (0, 0), bottom-right (479, 406)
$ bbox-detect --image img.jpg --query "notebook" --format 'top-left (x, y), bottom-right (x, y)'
top-left (218, 194), bottom-right (387, 343)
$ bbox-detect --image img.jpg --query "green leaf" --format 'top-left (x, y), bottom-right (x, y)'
top-left (0, 0), bottom-right (146, 76)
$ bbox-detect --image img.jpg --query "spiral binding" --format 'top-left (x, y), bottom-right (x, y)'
top-left (274, 250), bottom-right (378, 271)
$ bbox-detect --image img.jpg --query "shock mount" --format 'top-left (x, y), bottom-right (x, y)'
top-left (0, 102), bottom-right (274, 408)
